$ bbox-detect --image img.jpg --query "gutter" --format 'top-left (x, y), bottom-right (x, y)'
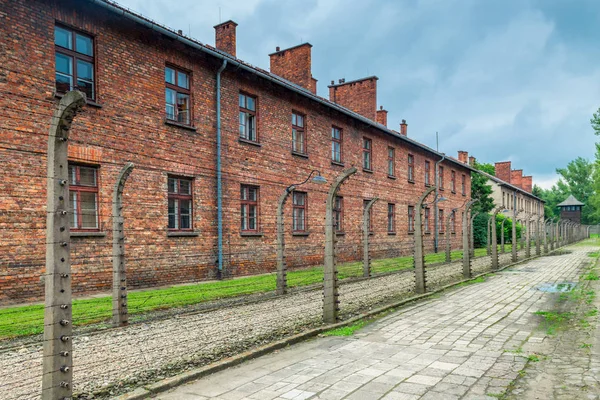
top-left (89, 0), bottom-right (475, 174)
top-left (216, 60), bottom-right (227, 277)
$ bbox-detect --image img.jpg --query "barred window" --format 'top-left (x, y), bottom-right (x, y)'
top-left (69, 164), bottom-right (99, 230)
top-left (168, 177), bottom-right (193, 230)
top-left (241, 185), bottom-right (259, 231)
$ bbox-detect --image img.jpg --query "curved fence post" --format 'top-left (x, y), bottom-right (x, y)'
top-left (276, 185), bottom-right (295, 295)
top-left (112, 162), bottom-right (135, 327)
top-left (535, 216), bottom-right (542, 256)
top-left (543, 218), bottom-right (550, 254)
top-left (323, 167), bottom-right (357, 324)
top-left (500, 218), bottom-right (506, 254)
top-left (445, 209), bottom-right (456, 263)
top-left (525, 216), bottom-right (532, 258)
top-left (42, 90), bottom-right (86, 400)
top-left (512, 213), bottom-right (519, 262)
top-left (491, 208), bottom-right (502, 270)
top-left (415, 186), bottom-right (436, 294)
top-left (363, 198), bottom-right (378, 277)
top-left (486, 216), bottom-right (492, 256)
top-left (463, 200), bottom-right (478, 279)
top-left (469, 212), bottom-right (479, 258)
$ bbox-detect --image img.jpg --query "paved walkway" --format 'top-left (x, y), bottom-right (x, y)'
top-left (157, 246), bottom-right (593, 400)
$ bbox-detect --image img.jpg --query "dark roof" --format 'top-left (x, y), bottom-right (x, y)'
top-left (557, 195), bottom-right (584, 207)
top-left (89, 0), bottom-right (477, 174)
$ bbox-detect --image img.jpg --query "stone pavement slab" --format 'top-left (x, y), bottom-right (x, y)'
top-left (157, 246), bottom-right (593, 400)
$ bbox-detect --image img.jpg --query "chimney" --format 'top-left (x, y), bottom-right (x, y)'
top-left (511, 169), bottom-right (523, 189)
top-left (522, 176), bottom-right (533, 193)
top-left (376, 106), bottom-right (388, 127)
top-left (469, 156), bottom-right (476, 166)
top-left (214, 20), bottom-right (238, 57)
top-left (269, 43), bottom-right (317, 94)
top-left (494, 161), bottom-right (511, 183)
top-left (400, 119), bottom-right (408, 136)
top-left (458, 151), bottom-right (468, 164)
top-left (328, 76), bottom-right (378, 121)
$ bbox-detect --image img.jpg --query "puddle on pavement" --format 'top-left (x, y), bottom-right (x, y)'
top-left (535, 282), bottom-right (577, 292)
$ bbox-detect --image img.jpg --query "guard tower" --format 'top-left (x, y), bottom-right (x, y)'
top-left (557, 195), bottom-right (584, 223)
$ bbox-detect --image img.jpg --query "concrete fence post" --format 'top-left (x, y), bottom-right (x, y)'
top-left (491, 208), bottom-right (502, 270)
top-left (525, 217), bottom-right (532, 258)
top-left (551, 221), bottom-right (557, 250)
top-left (42, 91), bottom-right (86, 400)
top-left (486, 216), bottom-right (492, 256)
top-left (535, 216), bottom-right (542, 256)
top-left (415, 186), bottom-right (436, 294)
top-left (363, 198), bottom-right (378, 277)
top-left (112, 162), bottom-right (134, 327)
top-left (463, 200), bottom-right (477, 279)
top-left (470, 212), bottom-right (479, 258)
top-left (323, 167), bottom-right (356, 324)
top-left (543, 218), bottom-right (550, 254)
top-left (500, 218), bottom-right (506, 254)
top-left (445, 209), bottom-right (457, 263)
top-left (276, 185), bottom-right (295, 295)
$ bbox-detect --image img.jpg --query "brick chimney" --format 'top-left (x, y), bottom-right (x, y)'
top-left (328, 76), bottom-right (378, 121)
top-left (458, 151), bottom-right (468, 164)
top-left (494, 161), bottom-right (512, 183)
top-left (469, 156), bottom-right (476, 166)
top-left (376, 106), bottom-right (387, 127)
top-left (511, 170), bottom-right (523, 189)
top-left (522, 176), bottom-right (533, 193)
top-left (214, 20), bottom-right (238, 57)
top-left (269, 43), bottom-right (317, 94)
top-left (400, 119), bottom-right (408, 136)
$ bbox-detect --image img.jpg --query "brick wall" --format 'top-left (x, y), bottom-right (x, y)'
top-left (0, 0), bottom-right (471, 303)
top-left (328, 77), bottom-right (378, 121)
top-left (495, 161), bottom-right (511, 183)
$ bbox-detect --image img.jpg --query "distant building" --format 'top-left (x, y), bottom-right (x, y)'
top-left (557, 195), bottom-right (584, 223)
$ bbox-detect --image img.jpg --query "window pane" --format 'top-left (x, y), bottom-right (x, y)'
top-left (165, 88), bottom-right (176, 120)
top-left (68, 165), bottom-right (77, 185)
top-left (56, 73), bottom-right (72, 93)
top-left (249, 205), bottom-right (257, 230)
top-left (177, 71), bottom-right (189, 89)
top-left (177, 93), bottom-right (190, 124)
top-left (293, 193), bottom-right (305, 206)
top-left (179, 179), bottom-right (191, 195)
top-left (180, 199), bottom-right (191, 229)
top-left (239, 112), bottom-right (247, 138)
top-left (248, 115), bottom-right (256, 141)
top-left (291, 113), bottom-right (297, 126)
top-left (70, 192), bottom-right (78, 228)
top-left (165, 67), bottom-right (175, 84)
top-left (77, 60), bottom-right (93, 80)
top-left (75, 34), bottom-right (93, 56)
top-left (249, 187), bottom-right (257, 201)
top-left (55, 26), bottom-right (72, 49)
top-left (168, 178), bottom-right (177, 193)
top-left (239, 93), bottom-right (245, 108)
top-left (297, 115), bottom-right (304, 127)
top-left (76, 79), bottom-right (94, 99)
top-left (78, 167), bottom-right (96, 186)
top-left (56, 53), bottom-right (72, 74)
top-left (168, 198), bottom-right (178, 229)
top-left (80, 192), bottom-right (98, 229)
top-left (246, 96), bottom-right (255, 111)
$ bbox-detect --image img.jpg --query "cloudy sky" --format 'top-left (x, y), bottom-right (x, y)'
top-left (116, 0), bottom-right (600, 189)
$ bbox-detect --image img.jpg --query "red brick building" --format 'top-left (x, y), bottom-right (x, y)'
top-left (0, 0), bottom-right (473, 303)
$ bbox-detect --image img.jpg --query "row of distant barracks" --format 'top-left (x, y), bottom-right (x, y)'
top-left (0, 0), bottom-right (478, 303)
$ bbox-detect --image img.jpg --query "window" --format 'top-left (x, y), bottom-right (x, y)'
top-left (68, 164), bottom-right (99, 230)
top-left (425, 161), bottom-right (431, 186)
top-left (438, 166), bottom-right (444, 190)
top-left (292, 192), bottom-right (307, 232)
top-left (424, 208), bottom-right (430, 233)
top-left (363, 200), bottom-right (373, 232)
top-left (165, 66), bottom-right (191, 125)
top-left (408, 206), bottom-right (415, 233)
top-left (54, 25), bottom-right (95, 100)
top-left (292, 112), bottom-right (306, 154)
top-left (462, 174), bottom-right (466, 196)
top-left (331, 127), bottom-right (342, 163)
top-left (241, 185), bottom-right (259, 231)
top-left (408, 154), bottom-right (414, 182)
top-left (168, 177), bottom-right (193, 230)
top-left (439, 209), bottom-right (444, 233)
top-left (333, 196), bottom-right (343, 232)
top-left (388, 147), bottom-right (395, 176)
top-left (239, 93), bottom-right (257, 142)
top-left (363, 138), bottom-right (372, 170)
top-left (387, 204), bottom-right (395, 233)
top-left (451, 170), bottom-right (456, 192)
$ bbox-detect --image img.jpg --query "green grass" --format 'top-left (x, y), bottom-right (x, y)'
top-left (534, 311), bottom-right (574, 335)
top-left (580, 343), bottom-right (593, 349)
top-left (0, 245), bottom-right (501, 341)
top-left (322, 320), bottom-right (369, 336)
top-left (527, 354), bottom-right (540, 362)
top-left (583, 271), bottom-right (599, 281)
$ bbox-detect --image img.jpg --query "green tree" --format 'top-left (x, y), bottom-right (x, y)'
top-left (471, 161), bottom-right (495, 214)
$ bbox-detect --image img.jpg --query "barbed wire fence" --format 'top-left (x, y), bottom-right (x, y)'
top-left (0, 90), bottom-right (587, 400)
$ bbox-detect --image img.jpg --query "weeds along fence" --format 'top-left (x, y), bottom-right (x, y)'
top-left (0, 91), bottom-right (586, 400)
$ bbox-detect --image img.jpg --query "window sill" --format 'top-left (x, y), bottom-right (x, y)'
top-left (71, 231), bottom-right (106, 237)
top-left (55, 92), bottom-right (103, 108)
top-left (239, 138), bottom-right (261, 147)
top-left (331, 161), bottom-right (345, 167)
top-left (425, 232), bottom-right (431, 235)
top-left (462, 194), bottom-right (466, 197)
top-left (167, 231), bottom-right (200, 237)
top-left (165, 119), bottom-right (197, 132)
top-left (363, 168), bottom-right (373, 174)
top-left (425, 183), bottom-right (432, 187)
top-left (451, 191), bottom-right (456, 194)
top-left (387, 175), bottom-right (396, 180)
top-left (292, 232), bottom-right (310, 237)
top-left (408, 180), bottom-right (415, 184)
top-left (291, 150), bottom-right (309, 159)
top-left (408, 231), bottom-right (415, 235)
top-left (336, 232), bottom-right (346, 236)
top-left (388, 232), bottom-right (396, 236)
top-left (439, 188), bottom-right (445, 191)
top-left (240, 231), bottom-right (263, 237)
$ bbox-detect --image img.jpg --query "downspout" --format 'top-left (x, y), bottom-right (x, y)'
top-left (434, 154), bottom-right (446, 253)
top-left (216, 59), bottom-right (227, 278)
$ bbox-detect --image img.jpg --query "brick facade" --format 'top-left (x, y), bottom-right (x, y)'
top-left (0, 0), bottom-right (472, 303)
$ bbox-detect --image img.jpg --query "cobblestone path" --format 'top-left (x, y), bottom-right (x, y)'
top-left (157, 245), bottom-right (595, 400)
